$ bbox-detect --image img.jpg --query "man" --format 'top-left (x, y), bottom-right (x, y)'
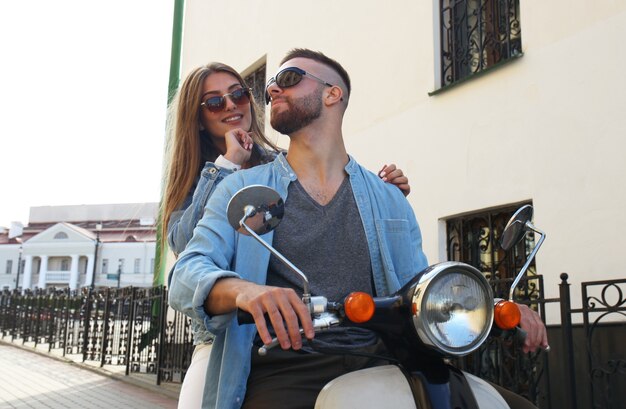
top-left (169, 49), bottom-right (548, 409)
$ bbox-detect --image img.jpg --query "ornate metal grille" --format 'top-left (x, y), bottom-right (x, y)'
top-left (446, 202), bottom-right (535, 285)
top-left (460, 275), bottom-right (549, 405)
top-left (0, 286), bottom-right (193, 386)
top-left (440, 0), bottom-right (522, 87)
top-left (446, 203), bottom-right (549, 405)
top-left (582, 279), bottom-right (626, 409)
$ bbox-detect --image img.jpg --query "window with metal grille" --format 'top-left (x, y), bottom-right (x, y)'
top-left (5, 260), bottom-right (12, 275)
top-left (448, 204), bottom-right (545, 404)
top-left (446, 202), bottom-right (536, 298)
top-left (437, 0), bottom-right (522, 88)
top-left (244, 64), bottom-right (266, 129)
top-left (134, 258), bottom-right (141, 274)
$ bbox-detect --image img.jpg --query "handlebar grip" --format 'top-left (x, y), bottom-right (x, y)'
top-left (237, 309), bottom-right (255, 325)
top-left (514, 327), bottom-right (527, 347)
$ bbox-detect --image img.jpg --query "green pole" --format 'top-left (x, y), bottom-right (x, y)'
top-left (153, 0), bottom-right (185, 286)
top-left (167, 0), bottom-right (185, 105)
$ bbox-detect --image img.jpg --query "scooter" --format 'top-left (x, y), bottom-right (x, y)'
top-left (226, 185), bottom-right (546, 409)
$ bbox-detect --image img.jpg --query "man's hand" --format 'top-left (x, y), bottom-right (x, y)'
top-left (517, 303), bottom-right (549, 353)
top-left (223, 128), bottom-right (253, 166)
top-left (235, 282), bottom-right (315, 350)
top-left (378, 163), bottom-right (411, 196)
top-left (235, 284), bottom-right (315, 349)
top-left (206, 279), bottom-right (315, 350)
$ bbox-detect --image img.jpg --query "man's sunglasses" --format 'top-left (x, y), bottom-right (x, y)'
top-left (264, 67), bottom-right (334, 104)
top-left (200, 87), bottom-right (252, 113)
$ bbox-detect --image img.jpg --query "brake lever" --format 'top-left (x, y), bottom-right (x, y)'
top-left (259, 328), bottom-right (305, 356)
top-left (257, 313), bottom-right (342, 356)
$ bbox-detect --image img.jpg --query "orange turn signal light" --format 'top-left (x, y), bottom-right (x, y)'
top-left (494, 300), bottom-right (521, 330)
top-left (344, 292), bottom-right (375, 323)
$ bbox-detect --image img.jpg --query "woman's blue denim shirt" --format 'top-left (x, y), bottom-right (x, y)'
top-left (168, 163), bottom-right (232, 257)
top-left (167, 149), bottom-right (276, 344)
top-left (168, 153), bottom-right (428, 409)
top-left (167, 162), bottom-right (232, 344)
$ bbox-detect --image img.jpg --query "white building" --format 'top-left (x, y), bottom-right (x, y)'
top-left (173, 0), bottom-right (626, 324)
top-left (0, 203), bottom-right (157, 291)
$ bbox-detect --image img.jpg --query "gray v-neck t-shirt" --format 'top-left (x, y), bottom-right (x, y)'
top-left (265, 178), bottom-right (376, 347)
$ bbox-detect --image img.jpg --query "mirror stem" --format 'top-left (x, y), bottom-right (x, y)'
top-left (240, 206), bottom-right (312, 304)
top-left (508, 221), bottom-right (546, 301)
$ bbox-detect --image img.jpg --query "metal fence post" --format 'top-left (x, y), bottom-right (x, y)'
top-left (559, 273), bottom-right (577, 409)
top-left (125, 287), bottom-right (136, 376)
top-left (82, 288), bottom-right (93, 362)
top-left (156, 286), bottom-right (167, 385)
top-left (48, 292), bottom-right (57, 351)
top-left (33, 290), bottom-right (42, 347)
top-left (10, 291), bottom-right (18, 342)
top-left (21, 291), bottom-right (28, 345)
top-left (100, 288), bottom-right (111, 368)
top-left (63, 291), bottom-right (71, 357)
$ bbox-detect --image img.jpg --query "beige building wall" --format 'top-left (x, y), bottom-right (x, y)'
top-left (180, 1), bottom-right (626, 323)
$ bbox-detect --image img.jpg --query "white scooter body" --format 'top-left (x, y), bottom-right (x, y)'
top-left (315, 365), bottom-right (510, 409)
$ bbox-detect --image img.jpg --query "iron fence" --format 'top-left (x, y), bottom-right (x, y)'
top-left (0, 286), bottom-right (193, 386)
top-left (557, 274), bottom-right (626, 409)
top-left (0, 277), bottom-right (624, 408)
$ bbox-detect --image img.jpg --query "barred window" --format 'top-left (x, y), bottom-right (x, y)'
top-left (5, 260), bottom-right (12, 275)
top-left (134, 258), bottom-right (141, 274)
top-left (446, 202), bottom-right (535, 290)
top-left (244, 64), bottom-right (266, 129)
top-left (437, 0), bottom-right (522, 88)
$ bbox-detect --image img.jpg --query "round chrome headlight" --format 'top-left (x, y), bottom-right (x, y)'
top-left (411, 262), bottom-right (493, 356)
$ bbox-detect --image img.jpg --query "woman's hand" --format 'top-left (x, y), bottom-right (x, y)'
top-left (224, 128), bottom-right (253, 166)
top-left (379, 164), bottom-right (411, 197)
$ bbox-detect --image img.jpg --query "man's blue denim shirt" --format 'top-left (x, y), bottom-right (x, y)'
top-left (168, 153), bottom-right (429, 409)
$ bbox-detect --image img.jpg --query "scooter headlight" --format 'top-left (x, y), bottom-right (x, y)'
top-left (411, 262), bottom-right (493, 356)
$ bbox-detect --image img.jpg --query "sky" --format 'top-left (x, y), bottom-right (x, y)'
top-left (0, 1), bottom-right (174, 228)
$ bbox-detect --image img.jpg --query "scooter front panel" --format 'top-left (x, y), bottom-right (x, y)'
top-left (315, 365), bottom-right (417, 409)
top-left (463, 372), bottom-right (510, 409)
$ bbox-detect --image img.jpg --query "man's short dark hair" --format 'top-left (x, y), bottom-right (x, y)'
top-left (280, 48), bottom-right (351, 96)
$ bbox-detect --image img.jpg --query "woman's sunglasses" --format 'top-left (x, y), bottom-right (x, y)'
top-left (264, 67), bottom-right (334, 104)
top-left (200, 87), bottom-right (251, 113)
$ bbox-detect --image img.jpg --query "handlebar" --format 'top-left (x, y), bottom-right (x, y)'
top-left (237, 308), bottom-right (255, 325)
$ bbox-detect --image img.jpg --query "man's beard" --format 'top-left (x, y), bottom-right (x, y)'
top-left (270, 88), bottom-right (323, 135)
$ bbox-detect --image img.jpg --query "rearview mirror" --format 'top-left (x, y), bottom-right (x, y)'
top-left (227, 185), bottom-right (284, 236)
top-left (500, 205), bottom-right (534, 251)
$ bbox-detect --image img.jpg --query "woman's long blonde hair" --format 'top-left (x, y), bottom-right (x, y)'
top-left (161, 62), bottom-right (277, 239)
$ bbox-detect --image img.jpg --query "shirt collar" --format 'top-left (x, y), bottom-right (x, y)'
top-left (273, 152), bottom-right (297, 181)
top-left (273, 152), bottom-right (357, 179)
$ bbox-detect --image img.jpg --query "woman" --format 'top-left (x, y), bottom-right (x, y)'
top-left (162, 62), bottom-right (411, 407)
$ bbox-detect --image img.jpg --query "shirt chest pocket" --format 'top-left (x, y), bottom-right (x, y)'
top-left (375, 219), bottom-right (415, 285)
